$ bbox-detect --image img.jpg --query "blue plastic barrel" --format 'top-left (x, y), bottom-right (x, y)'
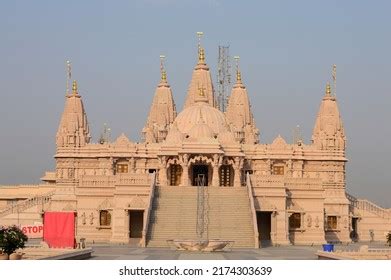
top-left (322, 244), bottom-right (334, 252)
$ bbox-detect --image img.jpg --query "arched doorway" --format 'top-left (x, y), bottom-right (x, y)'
top-left (191, 164), bottom-right (211, 186)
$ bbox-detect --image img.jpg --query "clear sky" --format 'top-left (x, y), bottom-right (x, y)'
top-left (0, 0), bottom-right (390, 207)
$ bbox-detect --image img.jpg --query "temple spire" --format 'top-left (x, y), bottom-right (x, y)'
top-left (183, 32), bottom-right (216, 109)
top-left (226, 58), bottom-right (259, 144)
top-left (142, 57), bottom-right (177, 143)
top-left (312, 82), bottom-right (346, 150)
top-left (56, 79), bottom-right (90, 148)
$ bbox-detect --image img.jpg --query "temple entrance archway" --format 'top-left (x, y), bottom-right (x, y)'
top-left (257, 211), bottom-right (272, 247)
top-left (191, 164), bottom-right (210, 186)
top-left (128, 210), bottom-right (144, 239)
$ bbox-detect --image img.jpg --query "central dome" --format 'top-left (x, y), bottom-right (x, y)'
top-left (174, 103), bottom-right (229, 136)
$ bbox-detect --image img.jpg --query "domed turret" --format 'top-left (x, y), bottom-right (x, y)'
top-left (312, 83), bottom-right (346, 150)
top-left (175, 96), bottom-right (229, 136)
top-left (188, 122), bottom-right (215, 140)
top-left (165, 123), bottom-right (183, 144)
top-left (225, 57), bottom-right (259, 144)
top-left (183, 36), bottom-right (216, 109)
top-left (218, 130), bottom-right (236, 145)
top-left (56, 80), bottom-right (91, 148)
top-left (142, 57), bottom-right (177, 143)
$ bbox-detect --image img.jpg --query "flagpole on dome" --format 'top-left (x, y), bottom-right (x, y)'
top-left (332, 64), bottom-right (337, 97)
top-left (66, 60), bottom-right (71, 95)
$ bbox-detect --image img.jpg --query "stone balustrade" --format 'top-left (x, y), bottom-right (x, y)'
top-left (116, 174), bottom-right (150, 186)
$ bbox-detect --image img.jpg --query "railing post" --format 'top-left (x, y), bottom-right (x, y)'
top-left (246, 173), bottom-right (259, 249)
top-left (140, 172), bottom-right (156, 247)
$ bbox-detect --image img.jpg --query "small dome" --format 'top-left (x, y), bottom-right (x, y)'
top-left (218, 130), bottom-right (236, 144)
top-left (188, 123), bottom-right (214, 140)
top-left (175, 103), bottom-right (229, 136)
top-left (165, 124), bottom-right (183, 144)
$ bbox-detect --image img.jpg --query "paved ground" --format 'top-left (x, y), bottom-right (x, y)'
top-left (89, 242), bottom-right (388, 260)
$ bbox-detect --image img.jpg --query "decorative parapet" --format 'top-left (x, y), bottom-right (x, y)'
top-left (250, 175), bottom-right (323, 190)
top-left (79, 174), bottom-right (151, 187)
top-left (284, 177), bottom-right (322, 189)
top-left (116, 174), bottom-right (150, 186)
top-left (250, 175), bottom-right (284, 188)
top-left (79, 175), bottom-right (116, 187)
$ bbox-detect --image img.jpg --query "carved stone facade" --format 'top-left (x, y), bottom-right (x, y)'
top-left (0, 43), bottom-right (390, 247)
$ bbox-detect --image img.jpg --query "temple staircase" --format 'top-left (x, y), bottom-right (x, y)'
top-left (146, 186), bottom-right (255, 248)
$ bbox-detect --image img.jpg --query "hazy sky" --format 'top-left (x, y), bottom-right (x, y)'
top-left (0, 1), bottom-right (390, 207)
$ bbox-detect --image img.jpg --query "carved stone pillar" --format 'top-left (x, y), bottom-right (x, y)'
top-left (233, 157), bottom-right (241, 188)
top-left (212, 154), bottom-right (220, 187)
top-left (129, 157), bottom-right (135, 173)
top-left (158, 156), bottom-right (167, 186)
top-left (266, 159), bottom-right (272, 175)
top-left (181, 154), bottom-right (189, 186)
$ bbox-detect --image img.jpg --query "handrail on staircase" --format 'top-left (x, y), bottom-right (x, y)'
top-left (140, 172), bottom-right (156, 247)
top-left (0, 190), bottom-right (56, 218)
top-left (246, 173), bottom-right (259, 248)
top-left (346, 192), bottom-right (390, 219)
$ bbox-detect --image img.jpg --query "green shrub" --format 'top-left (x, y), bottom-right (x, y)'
top-left (0, 225), bottom-right (28, 255)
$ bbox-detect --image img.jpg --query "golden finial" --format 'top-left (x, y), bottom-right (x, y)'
top-left (161, 70), bottom-right (167, 82)
top-left (234, 56), bottom-right (242, 83)
top-left (72, 80), bottom-right (78, 94)
top-left (196, 32), bottom-right (205, 64)
top-left (160, 55), bottom-right (167, 82)
top-left (325, 83), bottom-right (331, 96)
top-left (198, 47), bottom-right (205, 63)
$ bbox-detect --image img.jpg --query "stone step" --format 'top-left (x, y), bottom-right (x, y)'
top-left (147, 186), bottom-right (255, 248)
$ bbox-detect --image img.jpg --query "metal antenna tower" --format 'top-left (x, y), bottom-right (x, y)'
top-left (99, 123), bottom-right (111, 144)
top-left (293, 125), bottom-right (303, 145)
top-left (217, 46), bottom-right (231, 112)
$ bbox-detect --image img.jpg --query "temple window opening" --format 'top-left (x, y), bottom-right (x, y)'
top-left (289, 213), bottom-right (301, 229)
top-left (219, 165), bottom-right (234, 186)
top-left (116, 163), bottom-right (129, 174)
top-left (326, 216), bottom-right (338, 230)
top-left (273, 166), bottom-right (284, 175)
top-left (99, 210), bottom-right (111, 227)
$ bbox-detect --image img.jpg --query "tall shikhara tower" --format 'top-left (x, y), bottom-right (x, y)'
top-left (142, 60), bottom-right (177, 143)
top-left (183, 45), bottom-right (216, 109)
top-left (225, 60), bottom-right (259, 144)
top-left (312, 83), bottom-right (346, 150)
top-left (56, 80), bottom-right (90, 148)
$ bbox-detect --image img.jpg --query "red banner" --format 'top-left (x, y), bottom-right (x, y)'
top-left (43, 212), bottom-right (75, 248)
